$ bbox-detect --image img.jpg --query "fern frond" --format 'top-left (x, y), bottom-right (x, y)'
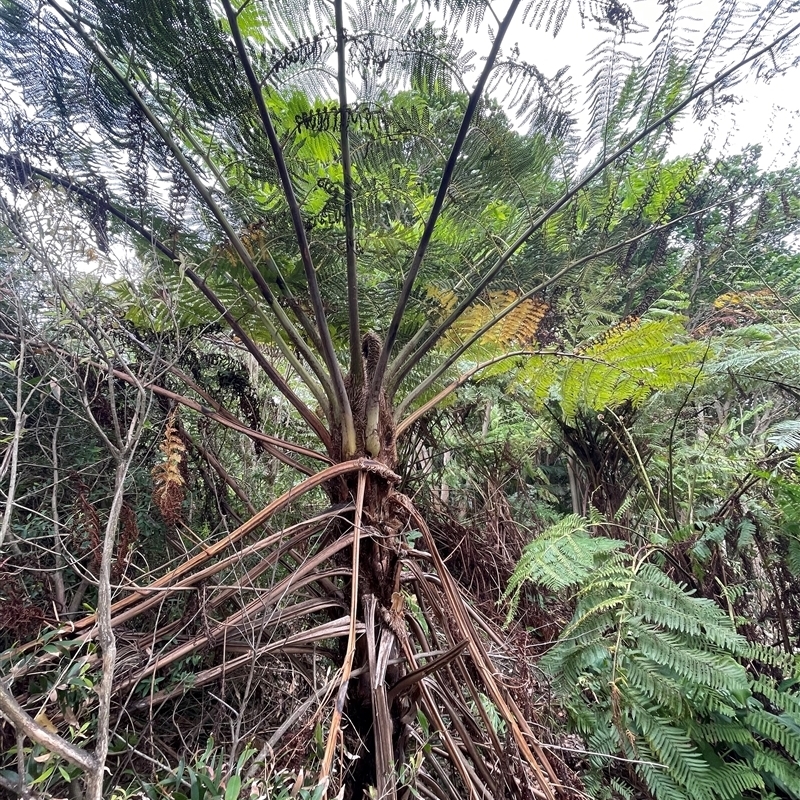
top-left (705, 763), bottom-right (765, 799)
top-left (511, 315), bottom-right (706, 421)
top-left (746, 711), bottom-right (800, 763)
top-left (629, 706), bottom-right (712, 791)
top-left (503, 512), bottom-right (623, 621)
top-left (152, 408), bottom-right (186, 525)
top-left (765, 420), bottom-right (800, 452)
top-left (540, 543), bottom-right (800, 800)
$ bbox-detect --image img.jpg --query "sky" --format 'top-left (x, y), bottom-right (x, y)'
top-left (460, 0), bottom-right (800, 170)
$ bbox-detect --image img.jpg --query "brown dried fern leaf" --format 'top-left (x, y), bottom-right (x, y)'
top-left (70, 475), bottom-right (102, 571)
top-left (428, 287), bottom-right (550, 347)
top-left (112, 501), bottom-right (139, 580)
top-left (493, 293), bottom-right (549, 346)
top-left (152, 410), bottom-right (186, 526)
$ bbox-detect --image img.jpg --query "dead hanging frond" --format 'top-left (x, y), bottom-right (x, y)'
top-left (112, 501), bottom-right (139, 581)
top-left (152, 409), bottom-right (186, 526)
top-left (0, 570), bottom-right (47, 641)
top-left (11, 459), bottom-right (564, 798)
top-left (70, 475), bottom-right (102, 572)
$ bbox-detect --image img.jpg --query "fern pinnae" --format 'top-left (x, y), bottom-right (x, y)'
top-left (705, 763), bottom-right (767, 799)
top-left (623, 656), bottom-right (692, 717)
top-left (751, 747), bottom-right (800, 794)
top-left (503, 512), bottom-right (624, 618)
top-left (629, 705), bottom-right (714, 792)
top-left (634, 625), bottom-right (748, 695)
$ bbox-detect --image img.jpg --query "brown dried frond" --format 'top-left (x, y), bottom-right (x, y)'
top-left (0, 571), bottom-right (46, 640)
top-left (70, 476), bottom-right (102, 572)
top-left (427, 287), bottom-right (550, 348)
top-left (495, 294), bottom-right (549, 346)
top-left (152, 409), bottom-right (186, 525)
top-left (112, 501), bottom-right (140, 581)
top-left (713, 288), bottom-right (777, 310)
top-left (694, 289), bottom-right (784, 336)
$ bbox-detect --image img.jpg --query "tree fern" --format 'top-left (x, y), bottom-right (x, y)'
top-left (509, 314), bottom-right (706, 421)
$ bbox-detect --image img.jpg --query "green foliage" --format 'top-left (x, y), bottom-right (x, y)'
top-left (1, 0), bottom-right (800, 797)
top-left (132, 739), bottom-right (277, 800)
top-left (540, 547), bottom-right (800, 800)
top-left (767, 463), bottom-right (800, 576)
top-left (511, 315), bottom-right (705, 421)
top-left (503, 511), bottom-right (624, 619)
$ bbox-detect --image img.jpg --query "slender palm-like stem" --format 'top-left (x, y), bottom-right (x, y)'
top-left (123, 379), bottom-right (324, 471)
top-left (392, 19), bottom-right (800, 387)
top-left (334, 0), bottom-right (363, 383)
top-left (128, 64), bottom-right (232, 194)
top-left (129, 63), bottom-right (326, 352)
top-left (223, 0), bottom-right (356, 455)
top-left (180, 265), bottom-right (333, 449)
top-left (396, 351), bottom-right (539, 435)
top-left (384, 242), bottom-right (517, 396)
top-left (234, 281), bottom-right (331, 417)
top-left (264, 249), bottom-right (326, 354)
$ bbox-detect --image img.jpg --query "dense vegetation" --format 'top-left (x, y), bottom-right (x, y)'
top-left (1, 1), bottom-right (800, 799)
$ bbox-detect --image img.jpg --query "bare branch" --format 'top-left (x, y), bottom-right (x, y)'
top-left (0, 303), bottom-right (28, 550)
top-left (0, 682), bottom-right (98, 772)
top-left (86, 444), bottom-right (144, 800)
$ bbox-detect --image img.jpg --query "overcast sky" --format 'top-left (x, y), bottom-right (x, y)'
top-left (460, 0), bottom-right (800, 169)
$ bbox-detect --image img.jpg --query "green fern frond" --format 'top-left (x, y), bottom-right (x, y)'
top-left (751, 748), bottom-right (800, 796)
top-left (704, 763), bottom-right (766, 799)
top-left (750, 676), bottom-right (800, 719)
top-left (630, 706), bottom-right (712, 791)
top-left (685, 721), bottom-right (757, 747)
top-left (541, 545), bottom-right (800, 800)
top-left (639, 763), bottom-right (693, 800)
top-left (635, 626), bottom-right (748, 695)
top-left (765, 420), bottom-right (800, 452)
top-left (502, 513), bottom-right (623, 622)
top-left (745, 711), bottom-right (800, 763)
top-left (512, 316), bottom-right (706, 421)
